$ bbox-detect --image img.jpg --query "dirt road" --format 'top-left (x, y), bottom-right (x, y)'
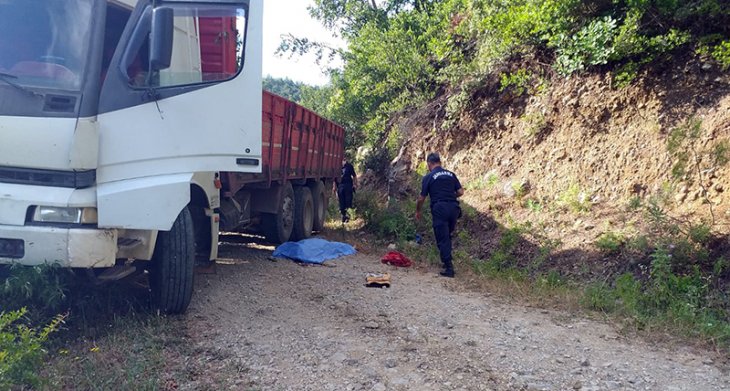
top-left (182, 235), bottom-right (729, 391)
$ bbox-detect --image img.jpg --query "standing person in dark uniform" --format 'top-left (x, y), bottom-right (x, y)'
top-left (335, 155), bottom-right (358, 223)
top-left (416, 153), bottom-right (464, 277)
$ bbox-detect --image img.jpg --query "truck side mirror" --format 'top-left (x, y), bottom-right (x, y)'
top-left (150, 7), bottom-right (174, 71)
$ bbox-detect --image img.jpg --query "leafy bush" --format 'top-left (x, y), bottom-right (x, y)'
top-left (526, 199), bottom-right (543, 213)
top-left (557, 183), bottom-right (592, 213)
top-left (354, 189), bottom-right (422, 241)
top-left (712, 40), bottom-right (730, 70)
top-left (613, 61), bottom-right (640, 88)
top-left (0, 308), bottom-right (64, 389)
top-left (361, 146), bottom-right (393, 177)
top-left (487, 226), bottom-right (525, 269)
top-left (595, 232), bottom-right (625, 254)
top-left (499, 69), bottom-right (532, 95)
top-left (0, 264), bottom-right (72, 315)
top-left (582, 282), bottom-right (616, 312)
top-left (555, 17), bottom-right (618, 75)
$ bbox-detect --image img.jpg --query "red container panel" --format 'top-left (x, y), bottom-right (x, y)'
top-left (221, 91), bottom-right (345, 195)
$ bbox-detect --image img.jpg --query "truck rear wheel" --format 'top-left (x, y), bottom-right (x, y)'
top-left (308, 181), bottom-right (327, 231)
top-left (291, 186), bottom-right (314, 241)
top-left (262, 182), bottom-right (295, 243)
top-left (150, 206), bottom-right (195, 314)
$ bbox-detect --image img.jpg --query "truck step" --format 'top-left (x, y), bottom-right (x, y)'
top-left (96, 265), bottom-right (137, 282)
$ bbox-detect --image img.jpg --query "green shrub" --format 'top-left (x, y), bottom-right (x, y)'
top-left (0, 264), bottom-right (72, 315)
top-left (595, 232), bottom-right (625, 254)
top-left (362, 147), bottom-right (394, 177)
top-left (613, 273), bottom-right (642, 316)
top-left (354, 189), bottom-right (422, 241)
top-left (466, 172), bottom-right (499, 191)
top-left (0, 308), bottom-right (64, 389)
top-left (626, 196), bottom-right (643, 211)
top-left (626, 234), bottom-right (651, 254)
top-left (613, 61), bottom-right (640, 88)
top-left (555, 17), bottom-right (618, 75)
top-left (499, 69), bottom-right (532, 96)
top-left (487, 226), bottom-right (524, 268)
top-left (689, 223), bottom-right (713, 245)
top-left (712, 40), bottom-right (730, 70)
top-left (526, 199), bottom-right (543, 213)
top-left (582, 282), bottom-right (616, 312)
top-left (522, 112), bottom-right (547, 137)
top-left (713, 258), bottom-right (729, 277)
top-left (713, 140), bottom-right (730, 167)
top-left (558, 183), bottom-right (592, 213)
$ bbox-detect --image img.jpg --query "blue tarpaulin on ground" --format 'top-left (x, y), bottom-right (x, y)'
top-left (272, 238), bottom-right (356, 264)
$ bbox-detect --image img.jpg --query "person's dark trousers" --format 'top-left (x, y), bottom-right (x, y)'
top-left (338, 184), bottom-right (354, 220)
top-left (431, 202), bottom-right (460, 274)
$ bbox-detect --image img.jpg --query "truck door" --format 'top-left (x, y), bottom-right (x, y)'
top-left (96, 0), bottom-right (262, 229)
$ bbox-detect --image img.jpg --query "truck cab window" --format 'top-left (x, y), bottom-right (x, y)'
top-left (101, 5), bottom-right (132, 83)
top-left (128, 4), bottom-right (247, 89)
top-left (0, 0), bottom-right (92, 91)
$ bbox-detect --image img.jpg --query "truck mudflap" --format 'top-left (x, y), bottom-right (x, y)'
top-left (0, 225), bottom-right (117, 268)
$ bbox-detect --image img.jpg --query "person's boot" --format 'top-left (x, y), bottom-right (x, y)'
top-left (341, 214), bottom-right (348, 223)
top-left (440, 267), bottom-right (455, 278)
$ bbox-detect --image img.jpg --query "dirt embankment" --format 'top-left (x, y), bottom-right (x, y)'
top-left (381, 55), bottom-right (730, 276)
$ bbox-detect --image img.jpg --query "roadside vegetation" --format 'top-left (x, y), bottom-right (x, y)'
top-left (280, 0), bottom-right (729, 154)
top-left (345, 168), bottom-right (730, 352)
top-left (0, 266), bottom-right (214, 390)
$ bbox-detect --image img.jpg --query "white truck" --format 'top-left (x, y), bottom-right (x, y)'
top-left (0, 0), bottom-right (345, 313)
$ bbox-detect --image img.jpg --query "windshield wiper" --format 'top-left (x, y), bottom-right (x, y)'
top-left (0, 72), bottom-right (41, 97)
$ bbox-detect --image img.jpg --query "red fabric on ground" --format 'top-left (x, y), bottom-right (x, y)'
top-left (381, 251), bottom-right (413, 267)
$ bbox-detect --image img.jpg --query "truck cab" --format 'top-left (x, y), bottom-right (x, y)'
top-left (0, 0), bottom-right (263, 313)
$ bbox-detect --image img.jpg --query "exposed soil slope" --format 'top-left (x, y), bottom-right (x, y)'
top-left (381, 56), bottom-right (730, 278)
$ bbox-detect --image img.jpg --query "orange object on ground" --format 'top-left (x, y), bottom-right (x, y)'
top-left (381, 251), bottom-right (413, 268)
top-left (366, 272), bottom-right (391, 287)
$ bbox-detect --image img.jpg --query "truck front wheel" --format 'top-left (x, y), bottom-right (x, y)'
top-left (150, 206), bottom-right (195, 314)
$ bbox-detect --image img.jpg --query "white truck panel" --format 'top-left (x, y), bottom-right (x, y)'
top-left (0, 116), bottom-right (77, 171)
top-left (0, 225), bottom-right (117, 267)
top-left (97, 173), bottom-right (192, 230)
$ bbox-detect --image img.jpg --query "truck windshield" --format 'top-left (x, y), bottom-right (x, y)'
top-left (0, 0), bottom-right (93, 91)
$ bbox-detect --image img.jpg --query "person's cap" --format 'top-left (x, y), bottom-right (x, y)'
top-left (427, 153), bottom-right (441, 163)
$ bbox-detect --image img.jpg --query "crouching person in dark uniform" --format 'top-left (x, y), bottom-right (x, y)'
top-left (416, 153), bottom-right (464, 278)
top-left (334, 155), bottom-right (358, 223)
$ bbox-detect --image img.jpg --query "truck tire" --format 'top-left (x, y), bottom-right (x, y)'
top-left (150, 206), bottom-right (195, 314)
top-left (308, 180), bottom-right (327, 231)
top-left (291, 186), bottom-right (314, 241)
top-left (262, 182), bottom-right (295, 243)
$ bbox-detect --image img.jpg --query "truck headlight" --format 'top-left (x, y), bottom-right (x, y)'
top-left (31, 206), bottom-right (98, 224)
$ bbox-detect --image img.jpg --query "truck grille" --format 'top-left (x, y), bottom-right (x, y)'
top-left (0, 166), bottom-right (95, 188)
top-left (0, 238), bottom-right (24, 259)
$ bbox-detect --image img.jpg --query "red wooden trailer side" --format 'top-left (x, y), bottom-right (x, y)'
top-left (215, 92), bottom-right (345, 242)
top-left (198, 19), bottom-right (345, 242)
top-left (221, 91), bottom-right (344, 195)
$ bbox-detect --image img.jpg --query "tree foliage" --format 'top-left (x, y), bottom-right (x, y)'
top-left (263, 76), bottom-right (304, 102)
top-left (281, 0), bottom-right (730, 149)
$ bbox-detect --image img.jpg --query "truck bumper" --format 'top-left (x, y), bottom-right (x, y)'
top-left (0, 225), bottom-right (117, 268)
